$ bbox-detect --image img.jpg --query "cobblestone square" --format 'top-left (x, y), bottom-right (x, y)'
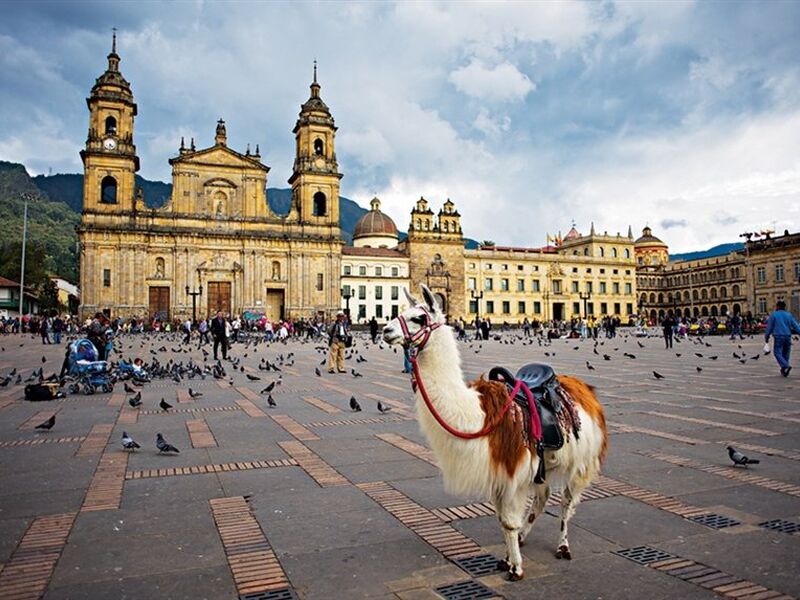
top-left (0, 330), bottom-right (798, 599)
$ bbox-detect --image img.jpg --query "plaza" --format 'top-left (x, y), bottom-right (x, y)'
top-left (0, 329), bottom-right (798, 599)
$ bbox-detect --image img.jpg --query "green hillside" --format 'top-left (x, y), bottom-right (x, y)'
top-left (0, 161), bottom-right (79, 284)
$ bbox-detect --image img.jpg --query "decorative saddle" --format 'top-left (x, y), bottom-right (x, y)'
top-left (488, 363), bottom-right (581, 483)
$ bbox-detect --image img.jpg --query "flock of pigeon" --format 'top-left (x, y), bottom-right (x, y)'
top-left (12, 327), bottom-right (774, 468)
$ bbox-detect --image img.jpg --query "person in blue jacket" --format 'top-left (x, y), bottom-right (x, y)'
top-left (765, 300), bottom-right (800, 377)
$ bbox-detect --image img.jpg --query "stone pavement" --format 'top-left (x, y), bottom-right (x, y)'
top-left (0, 329), bottom-right (798, 600)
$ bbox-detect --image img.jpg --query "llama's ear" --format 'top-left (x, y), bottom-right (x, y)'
top-left (403, 288), bottom-right (419, 307)
top-left (420, 284), bottom-right (439, 312)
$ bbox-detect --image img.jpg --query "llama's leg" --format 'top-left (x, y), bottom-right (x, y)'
top-left (518, 483), bottom-right (550, 545)
top-left (494, 486), bottom-right (529, 581)
top-left (555, 481), bottom-right (588, 560)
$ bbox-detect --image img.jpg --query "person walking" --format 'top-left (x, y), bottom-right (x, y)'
top-left (369, 316), bottom-right (379, 344)
top-left (661, 312), bottom-right (676, 349)
top-left (729, 312), bottom-right (745, 340)
top-left (327, 311), bottom-right (349, 373)
top-left (52, 314), bottom-right (64, 345)
top-left (210, 311), bottom-right (228, 360)
top-left (198, 318), bottom-right (210, 346)
top-left (182, 317), bottom-right (192, 344)
top-left (40, 316), bottom-right (51, 344)
top-left (765, 300), bottom-right (800, 377)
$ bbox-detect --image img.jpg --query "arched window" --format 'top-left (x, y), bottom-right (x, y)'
top-left (701, 288), bottom-right (708, 300)
top-left (314, 138), bottom-right (324, 156)
top-left (611, 247), bottom-right (618, 258)
top-left (649, 293), bottom-right (656, 304)
top-left (692, 290), bottom-right (699, 301)
top-left (624, 248), bottom-right (630, 259)
top-left (720, 287), bottom-right (727, 298)
top-left (100, 175), bottom-right (117, 204)
top-left (583, 248), bottom-right (589, 256)
top-left (313, 192), bottom-right (326, 216)
top-left (684, 291), bottom-right (690, 301)
top-left (443, 222), bottom-right (449, 232)
top-left (720, 305), bottom-right (728, 316)
top-left (701, 306), bottom-right (709, 316)
top-left (599, 247), bottom-right (605, 257)
top-left (732, 284), bottom-right (740, 296)
top-left (415, 219), bottom-right (421, 230)
top-left (657, 293), bottom-right (664, 304)
top-left (105, 116), bottom-right (117, 135)
top-left (710, 306), bottom-right (718, 316)
top-left (710, 287), bottom-right (717, 299)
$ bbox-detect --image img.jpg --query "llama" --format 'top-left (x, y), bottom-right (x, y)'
top-left (383, 285), bottom-right (607, 581)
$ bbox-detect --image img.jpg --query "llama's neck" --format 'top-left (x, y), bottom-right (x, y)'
top-left (415, 326), bottom-right (482, 422)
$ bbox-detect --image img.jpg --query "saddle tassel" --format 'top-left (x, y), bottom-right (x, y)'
top-left (534, 441), bottom-right (546, 484)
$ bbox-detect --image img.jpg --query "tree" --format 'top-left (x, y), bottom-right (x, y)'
top-left (38, 279), bottom-right (64, 313)
top-left (482, 240), bottom-right (496, 247)
top-left (0, 241), bottom-right (48, 288)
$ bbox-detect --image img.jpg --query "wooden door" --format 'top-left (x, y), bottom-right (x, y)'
top-left (265, 289), bottom-right (284, 321)
top-left (207, 282), bottom-right (231, 316)
top-left (149, 286), bottom-right (170, 321)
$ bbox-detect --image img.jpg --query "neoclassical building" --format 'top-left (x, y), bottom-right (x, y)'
top-left (79, 38), bottom-right (343, 321)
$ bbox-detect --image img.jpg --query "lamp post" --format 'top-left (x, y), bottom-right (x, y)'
top-left (578, 291), bottom-right (591, 319)
top-left (470, 289), bottom-right (484, 322)
top-left (186, 283), bottom-right (203, 324)
top-left (341, 287), bottom-right (353, 318)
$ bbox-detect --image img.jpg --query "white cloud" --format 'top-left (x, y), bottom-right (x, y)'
top-left (449, 60), bottom-right (535, 102)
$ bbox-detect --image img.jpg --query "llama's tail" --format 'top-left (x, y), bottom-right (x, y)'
top-left (557, 375), bottom-right (608, 465)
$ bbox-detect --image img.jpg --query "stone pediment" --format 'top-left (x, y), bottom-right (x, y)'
top-left (169, 146), bottom-right (269, 172)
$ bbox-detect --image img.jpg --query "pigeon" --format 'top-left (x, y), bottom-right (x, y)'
top-left (350, 396), bottom-right (362, 412)
top-left (41, 355), bottom-right (47, 363)
top-left (189, 388), bottom-right (203, 398)
top-left (727, 445), bottom-right (759, 467)
top-left (709, 356), bottom-right (718, 360)
top-left (0, 376), bottom-right (10, 388)
top-left (653, 371), bottom-right (665, 380)
top-left (156, 433), bottom-right (179, 453)
top-left (121, 431), bottom-right (140, 450)
top-left (246, 373), bottom-right (260, 381)
top-left (586, 361), bottom-right (595, 371)
top-left (315, 368), bottom-right (322, 377)
top-left (128, 395), bottom-right (142, 408)
top-left (637, 341), bottom-right (645, 348)
top-left (124, 382), bottom-right (136, 393)
top-left (696, 366), bottom-right (703, 373)
top-left (35, 414), bottom-right (56, 431)
top-left (267, 394), bottom-right (276, 408)
top-left (351, 369), bottom-right (363, 378)
top-left (603, 354), bottom-right (611, 361)
top-left (260, 381), bottom-right (276, 394)
top-left (377, 401), bottom-right (392, 413)
top-left (159, 398), bottom-right (172, 412)
top-left (695, 353), bottom-right (704, 358)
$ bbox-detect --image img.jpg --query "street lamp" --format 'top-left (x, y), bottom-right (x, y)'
top-left (470, 289), bottom-right (484, 322)
top-left (186, 282), bottom-right (203, 324)
top-left (341, 287), bottom-right (353, 318)
top-left (578, 291), bottom-right (592, 319)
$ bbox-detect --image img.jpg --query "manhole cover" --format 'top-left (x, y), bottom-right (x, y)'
top-left (434, 580), bottom-right (498, 600)
top-left (454, 553), bottom-right (503, 577)
top-left (689, 513), bottom-right (741, 529)
top-left (614, 546), bottom-right (675, 565)
top-left (240, 588), bottom-right (296, 600)
top-left (759, 519), bottom-right (800, 534)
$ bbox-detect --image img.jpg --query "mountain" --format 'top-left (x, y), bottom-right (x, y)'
top-left (0, 161), bottom-right (80, 283)
top-left (669, 243), bottom-right (744, 262)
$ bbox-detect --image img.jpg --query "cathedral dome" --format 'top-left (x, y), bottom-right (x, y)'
top-left (634, 226), bottom-right (667, 247)
top-left (354, 198), bottom-right (398, 240)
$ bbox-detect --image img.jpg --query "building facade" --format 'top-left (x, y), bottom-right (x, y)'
top-left (78, 39), bottom-right (343, 321)
top-left (746, 231), bottom-right (800, 317)
top-left (340, 198), bottom-right (410, 321)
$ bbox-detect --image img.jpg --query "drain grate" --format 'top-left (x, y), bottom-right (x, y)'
top-left (454, 553), bottom-right (503, 577)
top-left (240, 589), bottom-right (296, 600)
top-left (614, 546), bottom-right (675, 565)
top-left (689, 513), bottom-right (741, 529)
top-left (434, 580), bottom-right (498, 600)
top-left (759, 519), bottom-right (800, 534)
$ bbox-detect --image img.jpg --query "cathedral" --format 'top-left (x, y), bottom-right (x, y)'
top-left (78, 36), bottom-right (343, 321)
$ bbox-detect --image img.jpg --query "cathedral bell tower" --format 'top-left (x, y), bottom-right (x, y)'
top-left (80, 30), bottom-right (139, 212)
top-left (288, 62), bottom-right (342, 228)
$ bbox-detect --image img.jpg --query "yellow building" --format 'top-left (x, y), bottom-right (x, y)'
top-left (78, 39), bottom-right (343, 321)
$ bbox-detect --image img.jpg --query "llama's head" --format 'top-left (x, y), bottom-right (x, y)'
top-left (383, 284), bottom-right (445, 347)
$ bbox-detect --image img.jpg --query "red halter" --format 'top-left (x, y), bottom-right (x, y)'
top-left (399, 308), bottom-right (542, 442)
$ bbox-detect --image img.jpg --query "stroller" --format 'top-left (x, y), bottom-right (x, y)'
top-left (66, 339), bottom-right (114, 395)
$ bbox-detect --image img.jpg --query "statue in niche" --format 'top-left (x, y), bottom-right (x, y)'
top-left (214, 190), bottom-right (226, 219)
top-left (271, 261), bottom-right (281, 281)
top-left (154, 257), bottom-right (165, 279)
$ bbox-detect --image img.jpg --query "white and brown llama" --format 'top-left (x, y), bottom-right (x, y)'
top-left (383, 285), bottom-right (608, 581)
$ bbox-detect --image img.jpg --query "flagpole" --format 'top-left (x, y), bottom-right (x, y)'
top-left (19, 196), bottom-right (29, 316)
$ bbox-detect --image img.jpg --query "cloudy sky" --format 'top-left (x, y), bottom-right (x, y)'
top-left (1, 1), bottom-right (799, 252)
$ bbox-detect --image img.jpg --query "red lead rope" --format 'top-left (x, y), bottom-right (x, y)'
top-left (410, 355), bottom-right (543, 442)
